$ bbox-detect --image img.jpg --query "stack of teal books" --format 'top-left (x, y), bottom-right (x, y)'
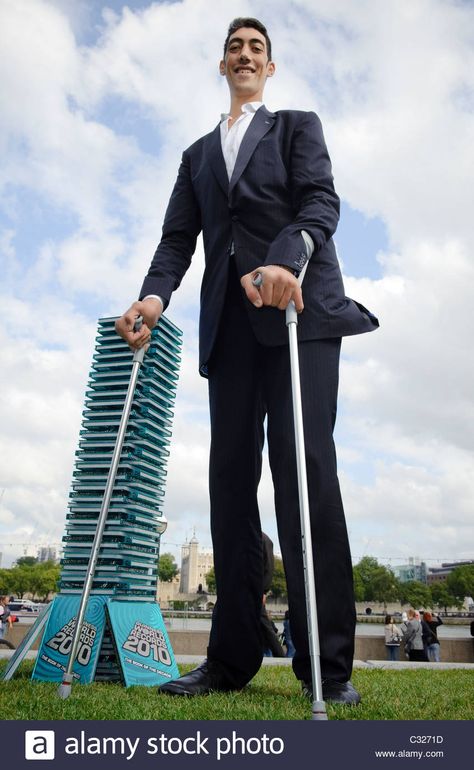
top-left (60, 315), bottom-right (182, 601)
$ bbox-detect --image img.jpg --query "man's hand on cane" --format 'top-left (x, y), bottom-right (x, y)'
top-left (240, 264), bottom-right (304, 312)
top-left (115, 298), bottom-right (163, 350)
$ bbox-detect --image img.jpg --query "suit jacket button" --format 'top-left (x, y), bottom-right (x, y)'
top-left (231, 215), bottom-right (239, 222)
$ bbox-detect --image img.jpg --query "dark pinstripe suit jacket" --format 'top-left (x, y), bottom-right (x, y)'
top-left (140, 106), bottom-right (378, 375)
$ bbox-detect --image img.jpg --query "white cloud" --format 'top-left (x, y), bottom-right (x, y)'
top-left (0, 0), bottom-right (473, 571)
top-left (341, 455), bottom-right (474, 564)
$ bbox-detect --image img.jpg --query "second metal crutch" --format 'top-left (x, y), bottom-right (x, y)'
top-left (58, 317), bottom-right (147, 699)
top-left (254, 230), bottom-right (327, 720)
top-left (287, 231), bottom-right (327, 720)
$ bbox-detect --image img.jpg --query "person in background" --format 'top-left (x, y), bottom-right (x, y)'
top-left (402, 608), bottom-right (428, 662)
top-left (261, 533), bottom-right (285, 657)
top-left (384, 614), bottom-right (402, 662)
top-left (261, 594), bottom-right (285, 657)
top-left (423, 611), bottom-right (443, 662)
top-left (0, 596), bottom-right (12, 640)
top-left (283, 609), bottom-right (295, 658)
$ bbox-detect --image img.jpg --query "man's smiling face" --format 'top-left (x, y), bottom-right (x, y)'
top-left (219, 26), bottom-right (275, 101)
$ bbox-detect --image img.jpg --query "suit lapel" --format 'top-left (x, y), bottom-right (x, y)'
top-left (229, 106), bottom-right (276, 194)
top-left (207, 125), bottom-right (228, 196)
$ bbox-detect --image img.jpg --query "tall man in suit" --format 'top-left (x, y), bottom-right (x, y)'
top-left (116, 17), bottom-right (378, 704)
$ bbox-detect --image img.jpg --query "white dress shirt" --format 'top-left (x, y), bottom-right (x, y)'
top-left (220, 101), bottom-right (263, 180)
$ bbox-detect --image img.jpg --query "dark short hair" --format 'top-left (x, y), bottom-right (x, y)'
top-left (223, 17), bottom-right (272, 60)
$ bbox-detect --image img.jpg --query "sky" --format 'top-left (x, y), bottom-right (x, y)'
top-left (0, 0), bottom-right (473, 572)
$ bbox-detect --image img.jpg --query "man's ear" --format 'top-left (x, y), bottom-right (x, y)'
top-left (219, 59), bottom-right (226, 76)
top-left (266, 61), bottom-right (276, 78)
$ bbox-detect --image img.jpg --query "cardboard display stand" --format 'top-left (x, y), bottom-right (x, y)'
top-left (33, 595), bottom-right (108, 684)
top-left (29, 596), bottom-right (178, 686)
top-left (1, 315), bottom-right (182, 690)
top-left (105, 600), bottom-right (179, 686)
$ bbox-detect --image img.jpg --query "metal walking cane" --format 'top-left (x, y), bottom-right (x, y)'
top-left (58, 317), bottom-right (147, 699)
top-left (254, 230), bottom-right (327, 720)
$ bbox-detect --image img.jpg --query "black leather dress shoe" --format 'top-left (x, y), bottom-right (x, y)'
top-left (158, 660), bottom-right (238, 696)
top-left (302, 679), bottom-right (361, 705)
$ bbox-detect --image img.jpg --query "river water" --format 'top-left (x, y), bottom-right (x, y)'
top-left (17, 612), bottom-right (471, 638)
top-left (163, 617), bottom-right (471, 638)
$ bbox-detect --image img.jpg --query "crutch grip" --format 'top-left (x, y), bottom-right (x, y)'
top-left (132, 315), bottom-right (146, 364)
top-left (252, 230), bottom-right (314, 291)
top-left (286, 230), bottom-right (314, 326)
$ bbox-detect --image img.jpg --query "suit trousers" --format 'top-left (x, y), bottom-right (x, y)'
top-left (206, 260), bottom-right (356, 687)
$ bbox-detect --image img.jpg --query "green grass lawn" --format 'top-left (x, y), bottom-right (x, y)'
top-left (1, 661), bottom-right (473, 721)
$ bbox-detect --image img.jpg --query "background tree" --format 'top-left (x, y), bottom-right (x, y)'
top-left (158, 553), bottom-right (179, 583)
top-left (14, 556), bottom-right (38, 567)
top-left (269, 557), bottom-right (288, 600)
top-left (430, 582), bottom-right (456, 613)
top-left (446, 565), bottom-right (474, 606)
top-left (370, 568), bottom-right (400, 609)
top-left (399, 580), bottom-right (432, 609)
top-left (353, 556), bottom-right (399, 606)
top-left (6, 565), bottom-right (33, 598)
top-left (205, 566), bottom-right (216, 594)
top-left (352, 568), bottom-right (365, 602)
top-left (0, 561), bottom-right (60, 600)
top-left (29, 562), bottom-right (60, 600)
top-left (353, 556), bottom-right (380, 601)
top-left (0, 569), bottom-right (9, 594)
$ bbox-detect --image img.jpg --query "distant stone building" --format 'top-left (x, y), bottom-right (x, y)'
top-left (179, 531), bottom-right (214, 594)
top-left (156, 574), bottom-right (181, 606)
